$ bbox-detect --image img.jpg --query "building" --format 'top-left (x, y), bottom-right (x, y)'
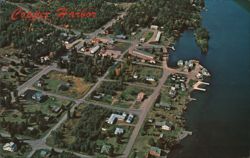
top-left (155, 102), bottom-right (172, 110)
top-left (114, 127), bottom-right (124, 135)
top-left (155, 121), bottom-right (172, 131)
top-left (101, 49), bottom-right (121, 59)
top-left (131, 49), bottom-right (155, 62)
top-left (126, 114), bottom-right (134, 124)
top-left (106, 113), bottom-right (127, 124)
top-left (146, 76), bottom-right (155, 82)
top-left (101, 144), bottom-right (112, 155)
top-left (150, 25), bottom-right (159, 30)
top-left (136, 92), bottom-right (145, 102)
top-left (155, 31), bottom-right (161, 42)
top-left (90, 45), bottom-right (100, 54)
top-left (3, 142), bottom-right (17, 152)
top-left (169, 87), bottom-right (177, 98)
top-left (149, 146), bottom-right (161, 157)
top-left (32, 92), bottom-right (46, 102)
top-left (116, 34), bottom-right (127, 39)
top-left (140, 38), bottom-right (145, 43)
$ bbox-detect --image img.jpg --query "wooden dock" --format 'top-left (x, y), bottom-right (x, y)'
top-left (193, 81), bottom-right (210, 91)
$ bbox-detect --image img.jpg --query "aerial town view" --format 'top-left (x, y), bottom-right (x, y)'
top-left (0, 0), bottom-right (250, 158)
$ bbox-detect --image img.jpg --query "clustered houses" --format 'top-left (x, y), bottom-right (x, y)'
top-left (168, 73), bottom-right (188, 98)
top-left (106, 112), bottom-right (134, 125)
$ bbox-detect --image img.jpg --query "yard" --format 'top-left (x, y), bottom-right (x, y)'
top-left (35, 71), bottom-right (93, 99)
top-left (0, 142), bottom-right (32, 158)
top-left (0, 89), bottom-right (72, 139)
top-left (0, 57), bottom-right (41, 87)
top-left (129, 83), bottom-right (191, 158)
top-left (46, 104), bottom-right (134, 157)
top-left (108, 62), bottom-right (163, 87)
top-left (89, 81), bottom-right (153, 109)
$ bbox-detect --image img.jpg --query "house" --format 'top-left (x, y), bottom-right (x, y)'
top-left (146, 76), bottom-right (155, 82)
top-left (1, 66), bottom-right (9, 72)
top-left (177, 60), bottom-right (184, 67)
top-left (126, 114), bottom-right (134, 124)
top-left (106, 113), bottom-right (127, 124)
top-left (140, 38), bottom-right (145, 43)
top-left (39, 150), bottom-right (50, 157)
top-left (101, 144), bottom-right (112, 155)
top-left (149, 146), bottom-right (161, 157)
top-left (90, 45), bottom-right (100, 54)
top-left (131, 32), bottom-right (136, 36)
top-left (116, 34), bottom-right (127, 40)
top-left (155, 121), bottom-right (172, 131)
top-left (3, 142), bottom-right (17, 152)
top-left (131, 49), bottom-right (155, 62)
top-left (169, 87), bottom-right (177, 98)
top-left (136, 92), bottom-right (145, 102)
top-left (32, 92), bottom-right (46, 102)
top-left (114, 127), bottom-right (124, 135)
top-left (150, 25), bottom-right (159, 30)
top-left (155, 102), bottom-right (172, 110)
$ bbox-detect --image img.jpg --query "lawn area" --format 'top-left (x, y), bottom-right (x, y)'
top-left (144, 31), bottom-right (154, 42)
top-left (0, 90), bottom-right (72, 139)
top-left (108, 62), bottom-right (163, 87)
top-left (46, 104), bottom-right (133, 157)
top-left (113, 42), bottom-right (131, 52)
top-left (0, 57), bottom-right (41, 87)
top-left (89, 81), bottom-right (153, 109)
top-left (36, 71), bottom-right (93, 99)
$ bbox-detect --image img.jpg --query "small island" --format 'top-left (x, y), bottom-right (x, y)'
top-left (194, 27), bottom-right (210, 53)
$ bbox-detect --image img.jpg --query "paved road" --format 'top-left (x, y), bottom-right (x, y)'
top-left (121, 52), bottom-right (171, 158)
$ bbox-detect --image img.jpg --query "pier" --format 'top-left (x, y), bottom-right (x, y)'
top-left (193, 81), bottom-right (210, 91)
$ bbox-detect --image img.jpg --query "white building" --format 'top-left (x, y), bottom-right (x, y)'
top-left (150, 25), bottom-right (159, 30)
top-left (3, 142), bottom-right (17, 152)
top-left (90, 45), bottom-right (100, 54)
top-left (126, 114), bottom-right (134, 124)
top-left (107, 113), bottom-right (127, 124)
top-left (114, 127), bottom-right (124, 135)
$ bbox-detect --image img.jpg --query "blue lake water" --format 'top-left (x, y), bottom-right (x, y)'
top-left (168, 0), bottom-right (250, 158)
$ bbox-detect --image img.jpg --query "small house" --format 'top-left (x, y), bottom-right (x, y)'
top-left (126, 114), bottom-right (134, 124)
top-left (136, 92), bottom-right (145, 102)
top-left (149, 146), bottom-right (161, 157)
top-left (3, 142), bottom-right (17, 152)
top-left (32, 92), bottom-right (46, 102)
top-left (114, 127), bottom-right (124, 135)
top-left (101, 144), bottom-right (112, 155)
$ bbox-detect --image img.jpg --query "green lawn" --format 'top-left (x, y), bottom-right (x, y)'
top-left (36, 71), bottom-right (93, 99)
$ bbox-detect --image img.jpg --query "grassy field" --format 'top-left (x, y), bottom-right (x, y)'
top-left (36, 71), bottom-right (93, 99)
top-left (143, 31), bottom-right (154, 42)
top-left (89, 81), bottom-right (153, 109)
top-left (113, 42), bottom-right (131, 52)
